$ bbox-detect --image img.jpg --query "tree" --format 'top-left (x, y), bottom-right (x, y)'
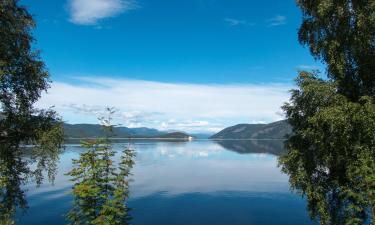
top-left (297, 0), bottom-right (375, 100)
top-left (0, 0), bottom-right (64, 147)
top-left (67, 108), bottom-right (135, 225)
top-left (280, 1), bottom-right (375, 224)
top-left (280, 72), bottom-right (375, 224)
top-left (0, 1), bottom-right (64, 224)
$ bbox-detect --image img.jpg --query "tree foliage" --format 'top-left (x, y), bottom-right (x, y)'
top-left (67, 109), bottom-right (135, 225)
top-left (0, 0), bottom-right (63, 144)
top-left (0, 0), bottom-right (64, 224)
top-left (280, 1), bottom-right (375, 224)
top-left (297, 0), bottom-right (375, 100)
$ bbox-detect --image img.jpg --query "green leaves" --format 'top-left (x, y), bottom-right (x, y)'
top-left (66, 111), bottom-right (135, 225)
top-left (296, 0), bottom-right (375, 100)
top-left (280, 72), bottom-right (375, 224)
top-left (284, 1), bottom-right (374, 223)
top-left (0, 1), bottom-right (63, 224)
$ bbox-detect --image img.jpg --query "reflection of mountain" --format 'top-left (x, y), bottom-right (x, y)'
top-left (211, 120), bottom-right (292, 140)
top-left (216, 140), bottom-right (286, 156)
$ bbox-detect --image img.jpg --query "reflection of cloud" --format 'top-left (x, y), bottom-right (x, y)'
top-left (26, 141), bottom-right (290, 204)
top-left (155, 143), bottom-right (222, 159)
top-left (130, 141), bottom-right (289, 198)
top-left (38, 77), bottom-right (290, 131)
top-left (67, 0), bottom-right (138, 25)
top-left (267, 15), bottom-right (287, 27)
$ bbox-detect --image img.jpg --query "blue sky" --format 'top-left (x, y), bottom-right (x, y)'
top-left (25, 0), bottom-right (323, 132)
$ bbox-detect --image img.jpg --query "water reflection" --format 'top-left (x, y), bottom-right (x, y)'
top-left (280, 142), bottom-right (375, 224)
top-left (130, 141), bottom-right (290, 198)
top-left (0, 136), bottom-right (62, 224)
top-left (12, 140), bottom-right (317, 225)
top-left (6, 138), bottom-right (369, 225)
top-left (214, 139), bottom-right (286, 156)
top-left (0, 144), bottom-right (29, 225)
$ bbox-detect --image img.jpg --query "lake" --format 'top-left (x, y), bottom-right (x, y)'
top-left (15, 140), bottom-right (316, 225)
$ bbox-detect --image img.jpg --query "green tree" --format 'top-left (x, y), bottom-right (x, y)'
top-left (297, 0), bottom-right (375, 101)
top-left (67, 108), bottom-right (135, 225)
top-left (0, 0), bottom-right (62, 140)
top-left (280, 1), bottom-right (375, 224)
top-left (280, 72), bottom-right (375, 224)
top-left (0, 0), bottom-right (64, 153)
top-left (0, 0), bottom-right (64, 224)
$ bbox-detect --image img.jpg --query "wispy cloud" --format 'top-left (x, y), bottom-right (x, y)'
top-left (37, 77), bottom-right (291, 132)
top-left (224, 18), bottom-right (255, 27)
top-left (67, 0), bottom-right (138, 25)
top-left (295, 65), bottom-right (321, 71)
top-left (62, 103), bottom-right (160, 128)
top-left (267, 15), bottom-right (287, 27)
top-left (160, 119), bottom-right (223, 133)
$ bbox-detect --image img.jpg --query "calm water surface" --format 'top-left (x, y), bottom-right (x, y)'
top-left (16, 140), bottom-right (316, 225)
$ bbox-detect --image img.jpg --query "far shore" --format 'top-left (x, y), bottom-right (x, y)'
top-left (65, 138), bottom-right (287, 141)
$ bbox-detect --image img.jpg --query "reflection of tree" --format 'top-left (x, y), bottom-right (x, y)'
top-left (31, 122), bottom-right (65, 186)
top-left (0, 125), bottom-right (63, 224)
top-left (216, 140), bottom-right (285, 156)
top-left (0, 145), bottom-right (29, 225)
top-left (66, 109), bottom-right (135, 225)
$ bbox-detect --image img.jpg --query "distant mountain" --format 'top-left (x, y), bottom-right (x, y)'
top-left (210, 120), bottom-right (292, 140)
top-left (190, 133), bottom-right (215, 139)
top-left (115, 127), bottom-right (164, 137)
top-left (63, 123), bottom-right (191, 139)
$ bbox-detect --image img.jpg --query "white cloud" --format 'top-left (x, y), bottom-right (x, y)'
top-left (295, 65), bottom-right (321, 71)
top-left (267, 15), bottom-right (287, 27)
top-left (224, 18), bottom-right (255, 27)
top-left (67, 0), bottom-right (138, 25)
top-left (37, 77), bottom-right (291, 132)
top-left (160, 119), bottom-right (223, 133)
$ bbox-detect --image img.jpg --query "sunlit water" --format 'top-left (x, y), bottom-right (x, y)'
top-left (16, 140), bottom-right (316, 225)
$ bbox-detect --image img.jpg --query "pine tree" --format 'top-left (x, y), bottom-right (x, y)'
top-left (67, 108), bottom-right (135, 225)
